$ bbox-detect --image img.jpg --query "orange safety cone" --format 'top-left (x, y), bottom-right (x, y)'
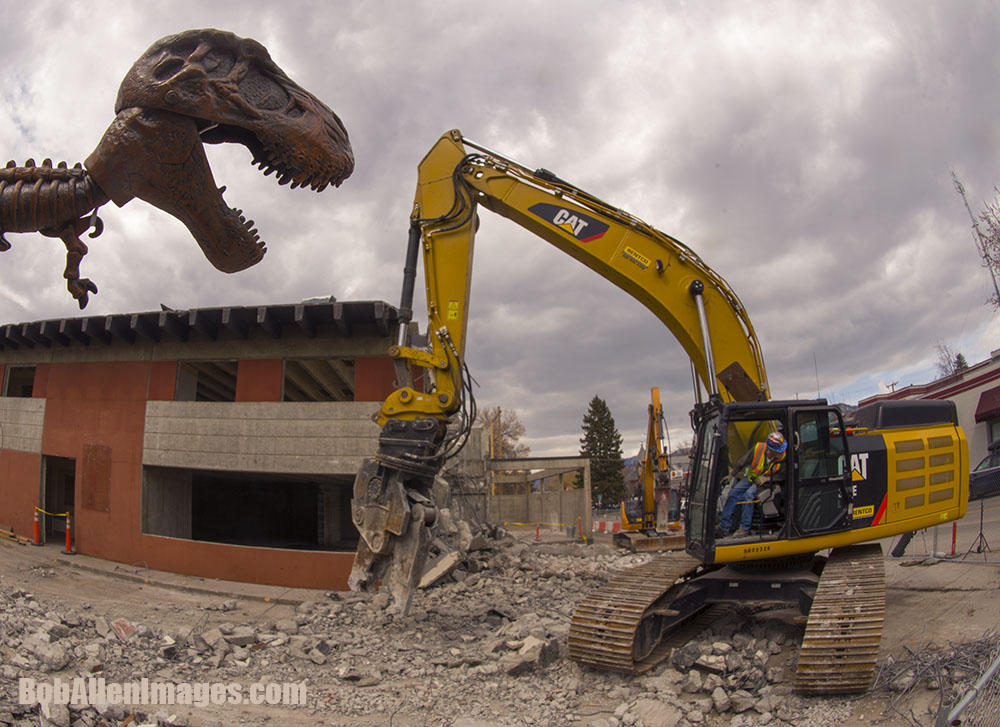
top-left (31, 508), bottom-right (42, 546)
top-left (62, 513), bottom-right (74, 555)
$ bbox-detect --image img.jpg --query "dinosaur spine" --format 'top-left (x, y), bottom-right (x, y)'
top-left (0, 159), bottom-right (109, 236)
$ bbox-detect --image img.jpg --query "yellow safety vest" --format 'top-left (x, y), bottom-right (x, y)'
top-left (746, 442), bottom-right (785, 484)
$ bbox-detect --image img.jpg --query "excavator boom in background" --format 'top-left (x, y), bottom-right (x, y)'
top-left (616, 387), bottom-right (686, 552)
top-left (349, 130), bottom-right (969, 694)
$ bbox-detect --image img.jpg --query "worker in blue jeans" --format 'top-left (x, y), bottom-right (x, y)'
top-left (717, 432), bottom-right (787, 538)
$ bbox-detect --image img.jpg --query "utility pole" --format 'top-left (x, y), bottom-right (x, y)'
top-left (952, 170), bottom-right (1000, 303)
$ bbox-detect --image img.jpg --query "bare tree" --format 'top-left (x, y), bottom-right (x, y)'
top-left (935, 342), bottom-right (969, 378)
top-left (476, 406), bottom-right (530, 459)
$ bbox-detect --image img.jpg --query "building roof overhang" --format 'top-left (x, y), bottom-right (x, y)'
top-left (0, 299), bottom-right (397, 351)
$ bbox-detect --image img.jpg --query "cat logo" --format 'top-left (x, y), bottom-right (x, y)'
top-left (529, 203), bottom-right (609, 242)
top-left (850, 452), bottom-right (869, 481)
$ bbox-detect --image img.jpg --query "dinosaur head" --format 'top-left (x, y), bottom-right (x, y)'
top-left (85, 29), bottom-right (353, 273)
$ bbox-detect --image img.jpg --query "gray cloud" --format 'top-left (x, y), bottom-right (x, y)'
top-left (1, 1), bottom-right (998, 457)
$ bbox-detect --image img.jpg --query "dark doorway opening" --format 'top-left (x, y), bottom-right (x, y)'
top-left (43, 456), bottom-right (75, 545)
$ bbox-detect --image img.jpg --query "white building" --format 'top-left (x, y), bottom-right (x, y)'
top-left (858, 349), bottom-right (1000, 466)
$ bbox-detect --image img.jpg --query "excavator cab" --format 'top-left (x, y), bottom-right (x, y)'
top-left (684, 398), bottom-right (852, 565)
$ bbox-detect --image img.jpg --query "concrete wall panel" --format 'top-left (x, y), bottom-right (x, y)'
top-left (0, 398), bottom-right (45, 453)
top-left (143, 401), bottom-right (381, 475)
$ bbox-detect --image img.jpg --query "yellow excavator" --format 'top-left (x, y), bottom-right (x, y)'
top-left (617, 387), bottom-right (685, 552)
top-left (349, 130), bottom-right (969, 694)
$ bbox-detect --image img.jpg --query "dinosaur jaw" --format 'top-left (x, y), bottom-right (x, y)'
top-left (86, 108), bottom-right (265, 273)
top-left (85, 28), bottom-right (354, 275)
top-left (118, 29), bottom-right (353, 196)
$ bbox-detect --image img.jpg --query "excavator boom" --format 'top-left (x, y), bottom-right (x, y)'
top-left (349, 130), bottom-right (968, 696)
top-left (349, 130), bottom-right (769, 611)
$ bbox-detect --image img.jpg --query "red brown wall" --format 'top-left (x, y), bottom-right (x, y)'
top-left (0, 449), bottom-right (41, 537)
top-left (236, 359), bottom-right (283, 402)
top-left (354, 356), bottom-right (397, 401)
top-left (40, 361), bottom-right (150, 562)
top-left (139, 536), bottom-right (353, 589)
top-left (147, 361), bottom-right (177, 401)
top-left (32, 364), bottom-right (49, 398)
top-left (3, 355), bottom-right (388, 590)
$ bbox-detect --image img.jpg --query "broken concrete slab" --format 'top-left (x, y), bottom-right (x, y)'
top-left (224, 625), bottom-right (256, 646)
top-left (418, 551), bottom-right (462, 588)
top-left (632, 699), bottom-right (682, 727)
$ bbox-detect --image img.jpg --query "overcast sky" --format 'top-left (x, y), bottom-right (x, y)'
top-left (1, 1), bottom-right (999, 458)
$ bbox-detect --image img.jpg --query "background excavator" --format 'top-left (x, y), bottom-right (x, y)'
top-left (617, 387), bottom-right (685, 552)
top-left (349, 130), bottom-right (969, 695)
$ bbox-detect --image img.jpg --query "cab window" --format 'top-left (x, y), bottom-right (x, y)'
top-left (796, 410), bottom-right (845, 478)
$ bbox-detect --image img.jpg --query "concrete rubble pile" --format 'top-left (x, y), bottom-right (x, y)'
top-left (0, 515), bottom-right (922, 727)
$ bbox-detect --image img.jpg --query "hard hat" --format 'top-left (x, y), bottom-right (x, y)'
top-left (766, 432), bottom-right (787, 453)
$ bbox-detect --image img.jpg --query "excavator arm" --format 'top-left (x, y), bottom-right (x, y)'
top-left (349, 130), bottom-right (769, 613)
top-left (622, 387), bottom-right (672, 534)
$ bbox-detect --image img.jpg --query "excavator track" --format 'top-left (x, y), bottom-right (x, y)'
top-left (794, 543), bottom-right (885, 694)
top-left (568, 551), bottom-right (703, 673)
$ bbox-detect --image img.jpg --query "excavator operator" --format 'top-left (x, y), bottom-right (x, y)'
top-left (717, 431), bottom-right (787, 538)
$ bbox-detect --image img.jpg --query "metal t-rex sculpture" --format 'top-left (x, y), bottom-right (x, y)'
top-left (0, 29), bottom-right (353, 308)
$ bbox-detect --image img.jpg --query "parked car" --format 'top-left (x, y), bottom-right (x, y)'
top-left (969, 442), bottom-right (1000, 501)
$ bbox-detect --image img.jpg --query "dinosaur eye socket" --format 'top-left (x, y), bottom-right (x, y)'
top-left (153, 58), bottom-right (185, 81)
top-left (201, 50), bottom-right (235, 78)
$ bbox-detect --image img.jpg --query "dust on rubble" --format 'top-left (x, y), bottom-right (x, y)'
top-left (0, 515), bottom-right (994, 727)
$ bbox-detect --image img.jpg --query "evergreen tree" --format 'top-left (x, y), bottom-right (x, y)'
top-left (954, 353), bottom-right (969, 373)
top-left (579, 395), bottom-right (625, 507)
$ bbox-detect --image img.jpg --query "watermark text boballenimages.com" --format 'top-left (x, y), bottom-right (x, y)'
top-left (20, 677), bottom-right (307, 708)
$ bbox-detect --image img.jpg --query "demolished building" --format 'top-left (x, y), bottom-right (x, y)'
top-left (0, 299), bottom-right (406, 590)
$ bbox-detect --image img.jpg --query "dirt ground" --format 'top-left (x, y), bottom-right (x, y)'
top-left (0, 501), bottom-right (997, 727)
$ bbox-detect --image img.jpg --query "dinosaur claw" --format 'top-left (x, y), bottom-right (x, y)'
top-left (88, 215), bottom-right (104, 239)
top-left (0, 233), bottom-right (10, 252)
top-left (68, 278), bottom-right (98, 309)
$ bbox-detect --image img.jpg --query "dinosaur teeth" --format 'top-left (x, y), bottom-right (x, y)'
top-left (218, 186), bottom-right (227, 195)
top-left (5, 161), bottom-right (14, 169)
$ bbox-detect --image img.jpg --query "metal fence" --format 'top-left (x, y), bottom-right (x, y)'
top-left (938, 646), bottom-right (1000, 726)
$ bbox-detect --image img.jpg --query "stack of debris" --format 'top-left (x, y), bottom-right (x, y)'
top-left (0, 521), bottom-right (976, 727)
